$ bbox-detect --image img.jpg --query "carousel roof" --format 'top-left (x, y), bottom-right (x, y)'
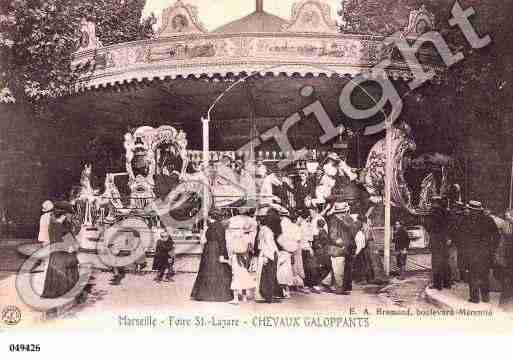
top-left (213, 9), bottom-right (287, 34)
top-left (71, 0), bottom-right (443, 90)
top-left (59, 0), bottom-right (445, 151)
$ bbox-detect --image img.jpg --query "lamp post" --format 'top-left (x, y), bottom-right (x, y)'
top-left (384, 115), bottom-right (394, 276)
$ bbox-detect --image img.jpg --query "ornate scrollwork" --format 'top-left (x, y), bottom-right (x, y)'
top-left (156, 0), bottom-right (207, 38)
top-left (284, 0), bottom-right (339, 33)
top-left (123, 125), bottom-right (189, 209)
top-left (403, 5), bottom-right (436, 38)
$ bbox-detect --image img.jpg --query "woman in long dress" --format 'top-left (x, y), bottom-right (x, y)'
top-left (255, 208), bottom-right (282, 303)
top-left (38, 200), bottom-right (54, 245)
top-left (225, 215), bottom-right (256, 304)
top-left (41, 213), bottom-right (80, 299)
top-left (276, 215), bottom-right (300, 298)
top-left (190, 212), bottom-right (233, 302)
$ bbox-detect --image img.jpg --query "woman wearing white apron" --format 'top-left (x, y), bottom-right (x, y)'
top-left (38, 200), bottom-right (53, 244)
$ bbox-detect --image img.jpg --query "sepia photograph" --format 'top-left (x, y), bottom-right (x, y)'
top-left (0, 0), bottom-right (512, 343)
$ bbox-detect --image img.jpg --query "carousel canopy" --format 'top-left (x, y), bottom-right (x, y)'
top-left (213, 1), bottom-right (287, 34)
top-left (55, 0), bottom-right (443, 152)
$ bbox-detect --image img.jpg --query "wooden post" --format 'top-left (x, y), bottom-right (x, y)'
top-left (201, 116), bottom-right (210, 242)
top-left (510, 153), bottom-right (513, 210)
top-left (384, 118), bottom-right (393, 276)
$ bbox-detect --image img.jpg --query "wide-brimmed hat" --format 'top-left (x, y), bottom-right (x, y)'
top-left (330, 202), bottom-right (350, 214)
top-left (42, 200), bottom-right (54, 213)
top-left (466, 200), bottom-right (484, 211)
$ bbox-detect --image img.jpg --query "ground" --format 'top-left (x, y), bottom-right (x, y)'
top-left (25, 269), bottom-right (429, 329)
top-left (0, 240), bottom-right (470, 331)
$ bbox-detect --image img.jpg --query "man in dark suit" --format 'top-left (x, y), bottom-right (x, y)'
top-left (460, 201), bottom-right (500, 303)
top-left (295, 165), bottom-right (314, 211)
top-left (426, 197), bottom-right (451, 289)
top-left (326, 202), bottom-right (361, 295)
top-left (393, 220), bottom-right (411, 281)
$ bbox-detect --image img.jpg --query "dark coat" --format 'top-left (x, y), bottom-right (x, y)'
top-left (294, 177), bottom-right (315, 209)
top-left (327, 213), bottom-right (361, 257)
top-left (447, 207), bottom-right (468, 270)
top-left (152, 239), bottom-right (174, 270)
top-left (460, 211), bottom-right (500, 270)
top-left (313, 228), bottom-right (331, 266)
top-left (426, 206), bottom-right (450, 270)
top-left (190, 221), bottom-right (233, 302)
top-left (272, 181), bottom-right (294, 207)
top-left (394, 227), bottom-right (411, 251)
top-left (42, 217), bottom-right (79, 299)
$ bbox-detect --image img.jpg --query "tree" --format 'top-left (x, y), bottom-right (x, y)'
top-left (339, 0), bottom-right (512, 144)
top-left (339, 0), bottom-right (513, 209)
top-left (0, 0), bottom-right (155, 104)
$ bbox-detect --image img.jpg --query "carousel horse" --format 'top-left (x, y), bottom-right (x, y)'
top-left (362, 123), bottom-right (417, 214)
top-left (208, 161), bottom-right (256, 208)
top-left (75, 164), bottom-right (101, 225)
top-left (418, 173), bottom-right (438, 209)
top-left (99, 174), bottom-right (124, 222)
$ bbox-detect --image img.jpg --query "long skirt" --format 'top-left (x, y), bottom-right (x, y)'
top-left (231, 255), bottom-right (256, 290)
top-left (277, 251), bottom-right (294, 286)
top-left (292, 249), bottom-right (305, 287)
top-left (191, 240), bottom-right (233, 302)
top-left (256, 254), bottom-right (278, 303)
top-left (41, 251), bottom-right (80, 299)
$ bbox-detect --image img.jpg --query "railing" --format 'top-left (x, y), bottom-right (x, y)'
top-left (185, 149), bottom-right (337, 162)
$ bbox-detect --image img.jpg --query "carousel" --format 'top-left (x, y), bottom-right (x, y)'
top-left (48, 0), bottom-right (447, 270)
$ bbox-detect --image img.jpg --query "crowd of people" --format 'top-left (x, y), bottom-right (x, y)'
top-left (33, 149), bottom-right (513, 309)
top-left (425, 196), bottom-right (513, 307)
top-left (191, 203), bottom-right (375, 304)
top-left (190, 152), bottom-right (389, 304)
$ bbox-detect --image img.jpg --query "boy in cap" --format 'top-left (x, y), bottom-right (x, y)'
top-left (153, 231), bottom-right (175, 282)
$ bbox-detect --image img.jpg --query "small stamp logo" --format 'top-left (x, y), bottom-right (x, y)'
top-left (2, 305), bottom-right (22, 326)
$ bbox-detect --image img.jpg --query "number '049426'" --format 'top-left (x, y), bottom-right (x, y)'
top-left (9, 344), bottom-right (40, 352)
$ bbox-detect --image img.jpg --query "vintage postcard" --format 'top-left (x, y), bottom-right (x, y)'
top-left (1, 0), bottom-right (512, 345)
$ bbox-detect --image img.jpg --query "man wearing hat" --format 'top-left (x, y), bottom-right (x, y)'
top-left (459, 200), bottom-right (500, 303)
top-left (325, 201), bottom-right (362, 295)
top-left (425, 196), bottom-right (451, 290)
top-left (38, 200), bottom-right (54, 244)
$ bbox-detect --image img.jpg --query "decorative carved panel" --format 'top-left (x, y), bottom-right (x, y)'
top-left (403, 5), bottom-right (436, 38)
top-left (156, 0), bottom-right (207, 38)
top-left (283, 1), bottom-right (339, 34)
top-left (77, 19), bottom-right (103, 51)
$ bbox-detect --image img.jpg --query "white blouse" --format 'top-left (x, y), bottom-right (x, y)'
top-left (37, 212), bottom-right (51, 243)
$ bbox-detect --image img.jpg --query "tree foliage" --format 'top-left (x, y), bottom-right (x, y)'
top-left (339, 0), bottom-right (513, 149)
top-left (0, 0), bottom-right (155, 103)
